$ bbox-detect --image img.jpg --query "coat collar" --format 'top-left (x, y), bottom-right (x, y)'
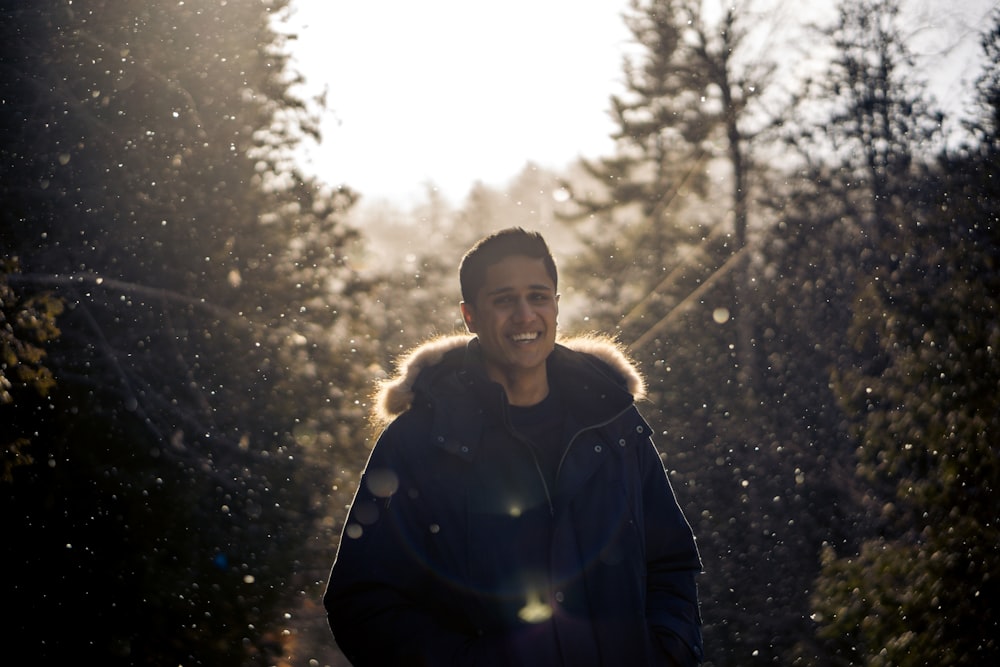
top-left (372, 333), bottom-right (645, 428)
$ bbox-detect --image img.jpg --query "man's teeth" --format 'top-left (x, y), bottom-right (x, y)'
top-left (511, 332), bottom-right (539, 342)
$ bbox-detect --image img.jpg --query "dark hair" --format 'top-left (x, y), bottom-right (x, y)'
top-left (459, 227), bottom-right (558, 303)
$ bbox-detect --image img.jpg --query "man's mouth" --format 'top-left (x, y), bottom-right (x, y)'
top-left (510, 332), bottom-right (540, 343)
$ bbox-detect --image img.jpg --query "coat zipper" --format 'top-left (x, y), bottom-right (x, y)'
top-left (504, 396), bottom-right (634, 518)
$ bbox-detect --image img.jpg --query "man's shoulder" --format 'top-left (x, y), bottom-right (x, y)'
top-left (378, 397), bottom-right (436, 445)
top-left (556, 334), bottom-right (646, 400)
top-left (372, 334), bottom-right (472, 426)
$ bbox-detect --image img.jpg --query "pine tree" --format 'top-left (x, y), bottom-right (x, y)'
top-left (0, 1), bottom-right (365, 664)
top-left (561, 0), bottom-right (713, 333)
top-left (814, 149), bottom-right (1000, 667)
top-left (562, 0), bottom-right (778, 394)
top-left (811, 9), bottom-right (1000, 665)
top-left (793, 0), bottom-right (942, 269)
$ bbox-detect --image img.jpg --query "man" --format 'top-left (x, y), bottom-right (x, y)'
top-left (324, 228), bottom-right (703, 666)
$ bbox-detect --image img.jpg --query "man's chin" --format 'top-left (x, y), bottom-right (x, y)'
top-left (508, 343), bottom-right (554, 365)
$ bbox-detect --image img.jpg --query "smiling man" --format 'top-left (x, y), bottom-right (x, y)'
top-left (324, 227), bottom-right (704, 666)
top-left (460, 251), bottom-right (559, 406)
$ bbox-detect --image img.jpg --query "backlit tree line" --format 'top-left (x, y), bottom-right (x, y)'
top-left (2, 0), bottom-right (996, 665)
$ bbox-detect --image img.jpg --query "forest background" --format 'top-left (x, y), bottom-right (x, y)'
top-left (1, 0), bottom-right (998, 666)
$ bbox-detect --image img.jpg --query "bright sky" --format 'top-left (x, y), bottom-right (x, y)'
top-left (285, 0), bottom-right (996, 207)
top-left (286, 0), bottom-right (629, 205)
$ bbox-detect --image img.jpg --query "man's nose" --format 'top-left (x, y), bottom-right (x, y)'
top-left (513, 297), bottom-right (534, 321)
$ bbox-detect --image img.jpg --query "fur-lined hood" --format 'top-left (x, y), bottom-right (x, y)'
top-left (372, 333), bottom-right (645, 426)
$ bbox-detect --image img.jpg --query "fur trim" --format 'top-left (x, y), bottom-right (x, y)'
top-left (373, 334), bottom-right (471, 423)
top-left (371, 333), bottom-right (645, 425)
top-left (565, 332), bottom-right (647, 401)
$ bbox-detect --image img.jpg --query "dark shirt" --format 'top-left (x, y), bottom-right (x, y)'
top-left (508, 386), bottom-right (567, 491)
top-left (501, 386), bottom-right (569, 664)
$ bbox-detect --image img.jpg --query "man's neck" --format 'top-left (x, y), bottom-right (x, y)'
top-left (488, 367), bottom-right (550, 407)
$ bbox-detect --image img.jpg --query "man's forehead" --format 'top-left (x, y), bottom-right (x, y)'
top-left (483, 257), bottom-right (553, 282)
top-left (485, 282), bottom-right (555, 296)
top-left (473, 257), bottom-right (554, 300)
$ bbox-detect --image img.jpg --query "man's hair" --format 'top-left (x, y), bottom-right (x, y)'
top-left (459, 227), bottom-right (558, 303)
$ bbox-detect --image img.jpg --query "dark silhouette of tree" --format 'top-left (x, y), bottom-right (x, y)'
top-left (1, 259), bottom-right (63, 480)
top-left (789, 0), bottom-right (942, 271)
top-left (811, 10), bottom-right (1000, 665)
top-left (677, 0), bottom-right (778, 394)
top-left (562, 0), bottom-right (779, 392)
top-left (559, 0), bottom-right (715, 337)
top-left (965, 8), bottom-right (1000, 153)
top-left (0, 1), bottom-right (365, 664)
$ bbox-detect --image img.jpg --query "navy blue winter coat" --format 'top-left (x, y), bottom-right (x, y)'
top-left (324, 335), bottom-right (703, 666)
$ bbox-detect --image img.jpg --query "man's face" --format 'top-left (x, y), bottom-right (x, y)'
top-left (461, 255), bottom-right (559, 383)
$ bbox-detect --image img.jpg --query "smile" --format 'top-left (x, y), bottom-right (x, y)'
top-left (510, 332), bottom-right (540, 343)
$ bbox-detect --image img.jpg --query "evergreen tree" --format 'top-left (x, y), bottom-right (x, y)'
top-left (1, 259), bottom-right (63, 480)
top-left (810, 8), bottom-right (1000, 666)
top-left (561, 0), bottom-right (713, 331)
top-left (678, 0), bottom-right (779, 393)
top-left (562, 0), bottom-right (781, 396)
top-left (813, 143), bottom-right (1000, 667)
top-left (791, 0), bottom-right (942, 269)
top-left (965, 9), bottom-right (1000, 153)
top-left (0, 1), bottom-right (365, 664)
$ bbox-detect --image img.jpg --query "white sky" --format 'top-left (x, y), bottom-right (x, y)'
top-left (285, 0), bottom-right (997, 207)
top-left (285, 0), bottom-right (629, 205)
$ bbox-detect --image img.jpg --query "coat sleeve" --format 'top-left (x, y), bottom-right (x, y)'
top-left (323, 422), bottom-right (500, 667)
top-left (636, 425), bottom-right (705, 666)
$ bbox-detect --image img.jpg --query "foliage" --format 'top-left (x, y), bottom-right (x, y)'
top-left (561, 0), bottom-right (711, 302)
top-left (815, 161), bottom-right (1000, 665)
top-left (966, 8), bottom-right (1000, 152)
top-left (811, 11), bottom-right (1000, 661)
top-left (2, 0), bottom-right (998, 664)
top-left (563, 0), bottom-right (782, 399)
top-left (0, 0), bottom-right (365, 664)
top-left (786, 0), bottom-right (942, 263)
top-left (1, 259), bottom-right (63, 480)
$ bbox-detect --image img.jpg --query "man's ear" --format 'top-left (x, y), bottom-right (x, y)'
top-left (460, 301), bottom-right (477, 333)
